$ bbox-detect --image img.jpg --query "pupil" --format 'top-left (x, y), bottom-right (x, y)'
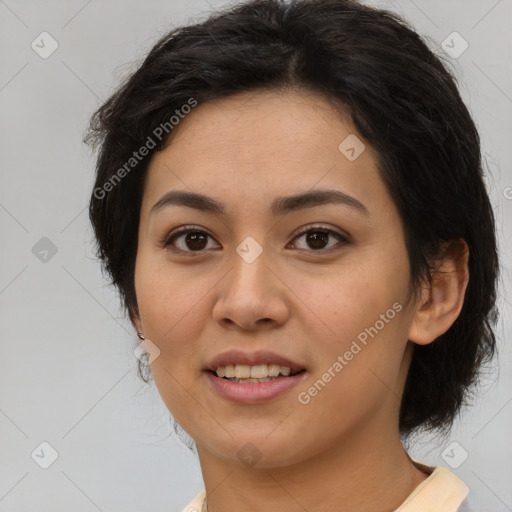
top-left (186, 232), bottom-right (207, 250)
top-left (307, 231), bottom-right (328, 249)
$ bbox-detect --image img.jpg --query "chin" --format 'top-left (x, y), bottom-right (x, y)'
top-left (198, 431), bottom-right (310, 469)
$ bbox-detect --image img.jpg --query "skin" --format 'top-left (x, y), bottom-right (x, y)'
top-left (133, 88), bottom-right (470, 512)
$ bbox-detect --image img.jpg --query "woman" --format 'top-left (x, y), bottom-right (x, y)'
top-left (85, 0), bottom-right (499, 510)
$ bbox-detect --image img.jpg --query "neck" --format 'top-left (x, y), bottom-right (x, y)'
top-left (196, 419), bottom-right (429, 512)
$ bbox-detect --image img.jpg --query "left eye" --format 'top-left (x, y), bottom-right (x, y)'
top-left (288, 227), bottom-right (348, 251)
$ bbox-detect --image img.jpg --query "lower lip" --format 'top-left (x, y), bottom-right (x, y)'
top-left (205, 371), bottom-right (308, 404)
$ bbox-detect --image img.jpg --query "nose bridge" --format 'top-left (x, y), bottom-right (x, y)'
top-left (229, 237), bottom-right (270, 296)
top-left (212, 238), bottom-right (290, 328)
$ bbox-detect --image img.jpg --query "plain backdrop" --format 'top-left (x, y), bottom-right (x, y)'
top-left (0, 0), bottom-right (511, 511)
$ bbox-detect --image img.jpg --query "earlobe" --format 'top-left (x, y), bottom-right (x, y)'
top-left (408, 238), bottom-right (470, 346)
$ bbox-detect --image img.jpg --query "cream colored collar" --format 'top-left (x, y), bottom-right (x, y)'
top-left (395, 466), bottom-right (469, 511)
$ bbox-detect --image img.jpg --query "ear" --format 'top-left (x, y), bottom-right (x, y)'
top-left (408, 238), bottom-right (470, 345)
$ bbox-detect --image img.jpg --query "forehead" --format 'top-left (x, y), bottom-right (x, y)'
top-left (141, 89), bottom-right (389, 220)
top-left (161, 88), bottom-right (358, 160)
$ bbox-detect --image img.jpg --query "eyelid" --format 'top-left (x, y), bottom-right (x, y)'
top-left (292, 223), bottom-right (349, 241)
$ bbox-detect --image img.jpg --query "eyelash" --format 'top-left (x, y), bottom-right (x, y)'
top-left (161, 224), bottom-right (349, 254)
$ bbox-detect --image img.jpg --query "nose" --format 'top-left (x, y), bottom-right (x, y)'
top-left (212, 249), bottom-right (290, 331)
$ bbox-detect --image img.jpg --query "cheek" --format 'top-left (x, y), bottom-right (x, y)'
top-left (299, 248), bottom-right (411, 391)
top-left (134, 254), bottom-right (211, 359)
top-left (134, 257), bottom-right (211, 424)
top-left (305, 260), bottom-right (405, 340)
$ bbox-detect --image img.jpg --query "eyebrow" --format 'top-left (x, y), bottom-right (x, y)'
top-left (150, 188), bottom-right (369, 217)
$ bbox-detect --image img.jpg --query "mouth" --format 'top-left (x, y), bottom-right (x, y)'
top-left (204, 366), bottom-right (308, 404)
top-left (203, 350), bottom-right (308, 403)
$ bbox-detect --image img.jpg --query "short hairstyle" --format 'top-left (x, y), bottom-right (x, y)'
top-left (85, 0), bottom-right (500, 439)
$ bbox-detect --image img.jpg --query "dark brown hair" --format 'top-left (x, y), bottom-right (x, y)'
top-left (85, 0), bottom-right (500, 439)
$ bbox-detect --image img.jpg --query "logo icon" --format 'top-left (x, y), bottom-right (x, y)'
top-left (441, 441), bottom-right (469, 469)
top-left (339, 134), bottom-right (366, 161)
top-left (32, 237), bottom-right (58, 263)
top-left (31, 441), bottom-right (59, 469)
top-left (237, 442), bottom-right (263, 468)
top-left (134, 338), bottom-right (161, 365)
top-left (31, 32), bottom-right (59, 59)
top-left (441, 32), bottom-right (468, 59)
top-left (236, 236), bottom-right (263, 264)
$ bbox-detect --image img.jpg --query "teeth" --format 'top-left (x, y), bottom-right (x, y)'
top-left (268, 364), bottom-right (281, 377)
top-left (235, 365), bottom-right (251, 379)
top-left (225, 377), bottom-right (275, 383)
top-left (214, 363), bottom-right (298, 379)
top-left (250, 364), bottom-right (268, 379)
top-left (280, 366), bottom-right (291, 376)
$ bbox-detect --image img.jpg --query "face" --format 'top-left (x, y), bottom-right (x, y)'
top-left (134, 89), bottom-right (419, 468)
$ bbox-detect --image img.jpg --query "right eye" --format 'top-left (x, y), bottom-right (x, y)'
top-left (161, 225), bottom-right (221, 253)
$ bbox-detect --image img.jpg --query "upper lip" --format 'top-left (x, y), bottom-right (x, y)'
top-left (205, 350), bottom-right (306, 373)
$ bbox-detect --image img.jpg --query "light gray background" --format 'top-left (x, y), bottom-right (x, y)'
top-left (0, 0), bottom-right (511, 511)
